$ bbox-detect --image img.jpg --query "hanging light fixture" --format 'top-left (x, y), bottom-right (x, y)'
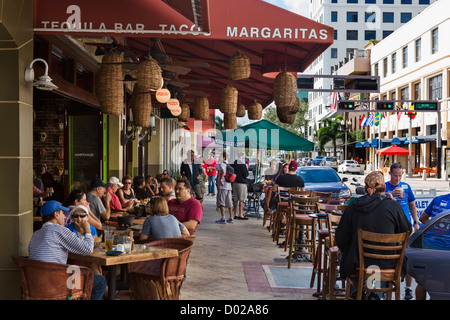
top-left (167, 97), bottom-right (180, 110)
top-left (170, 105), bottom-right (182, 117)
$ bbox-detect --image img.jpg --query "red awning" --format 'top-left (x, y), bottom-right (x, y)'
top-left (34, 0), bottom-right (333, 108)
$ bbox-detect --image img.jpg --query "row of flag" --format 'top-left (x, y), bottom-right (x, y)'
top-left (358, 105), bottom-right (417, 127)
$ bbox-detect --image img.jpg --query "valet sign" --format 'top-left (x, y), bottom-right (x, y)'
top-left (34, 2), bottom-right (331, 42)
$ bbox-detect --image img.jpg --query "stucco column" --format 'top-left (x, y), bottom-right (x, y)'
top-left (0, 0), bottom-right (34, 299)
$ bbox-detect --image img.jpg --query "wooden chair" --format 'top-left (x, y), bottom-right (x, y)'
top-left (129, 238), bottom-right (194, 300)
top-left (312, 191), bottom-right (332, 204)
top-left (273, 186), bottom-right (299, 246)
top-left (321, 213), bottom-right (345, 300)
top-left (287, 196), bottom-right (320, 269)
top-left (344, 229), bottom-right (410, 300)
top-left (310, 203), bottom-right (346, 297)
top-left (11, 256), bottom-right (93, 300)
top-left (263, 188), bottom-right (273, 230)
top-left (284, 190), bottom-right (313, 251)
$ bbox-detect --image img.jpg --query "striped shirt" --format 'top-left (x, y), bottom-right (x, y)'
top-left (28, 222), bottom-right (94, 264)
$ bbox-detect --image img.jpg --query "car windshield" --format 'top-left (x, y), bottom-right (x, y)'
top-left (297, 169), bottom-right (341, 183)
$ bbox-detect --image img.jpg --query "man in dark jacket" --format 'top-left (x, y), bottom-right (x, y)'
top-left (335, 171), bottom-right (411, 289)
top-left (180, 150), bottom-right (205, 200)
top-left (232, 152), bottom-right (249, 220)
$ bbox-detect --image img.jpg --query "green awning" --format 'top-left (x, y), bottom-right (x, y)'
top-left (219, 120), bottom-right (314, 151)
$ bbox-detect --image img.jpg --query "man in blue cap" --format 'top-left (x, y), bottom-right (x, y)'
top-left (28, 200), bottom-right (107, 300)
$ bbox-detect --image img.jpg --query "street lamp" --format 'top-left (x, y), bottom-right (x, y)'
top-left (341, 119), bottom-right (352, 161)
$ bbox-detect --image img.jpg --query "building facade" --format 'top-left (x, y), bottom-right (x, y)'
top-left (305, 0), bottom-right (436, 141)
top-left (369, 0), bottom-right (450, 175)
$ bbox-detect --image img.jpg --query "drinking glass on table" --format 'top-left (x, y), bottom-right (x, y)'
top-left (105, 232), bottom-right (114, 251)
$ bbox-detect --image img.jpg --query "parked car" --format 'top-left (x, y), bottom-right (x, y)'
top-left (300, 157), bottom-right (313, 166)
top-left (322, 156), bottom-right (338, 170)
top-left (312, 156), bottom-right (324, 166)
top-left (247, 157), bottom-right (257, 172)
top-left (337, 160), bottom-right (361, 174)
top-left (295, 166), bottom-right (351, 204)
top-left (406, 211), bottom-right (450, 300)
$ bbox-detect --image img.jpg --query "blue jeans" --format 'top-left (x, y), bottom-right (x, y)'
top-left (90, 274), bottom-right (107, 300)
top-left (208, 176), bottom-right (216, 194)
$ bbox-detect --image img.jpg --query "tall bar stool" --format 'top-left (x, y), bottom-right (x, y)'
top-left (287, 196), bottom-right (320, 269)
top-left (273, 186), bottom-right (298, 246)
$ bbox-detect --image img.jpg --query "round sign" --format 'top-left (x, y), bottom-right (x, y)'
top-left (167, 98), bottom-right (180, 110)
top-left (155, 88), bottom-right (171, 103)
top-left (170, 106), bottom-right (182, 116)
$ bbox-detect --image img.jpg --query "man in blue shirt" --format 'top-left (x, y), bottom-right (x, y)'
top-left (385, 162), bottom-right (420, 300)
top-left (420, 193), bottom-right (450, 222)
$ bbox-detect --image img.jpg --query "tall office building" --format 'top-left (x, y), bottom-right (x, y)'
top-left (304, 0), bottom-right (436, 139)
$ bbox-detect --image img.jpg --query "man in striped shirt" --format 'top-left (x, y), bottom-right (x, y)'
top-left (28, 200), bottom-right (106, 300)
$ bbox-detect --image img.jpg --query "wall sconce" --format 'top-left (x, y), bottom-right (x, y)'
top-left (120, 109), bottom-right (136, 146)
top-left (24, 58), bottom-right (58, 91)
top-left (138, 114), bottom-right (157, 145)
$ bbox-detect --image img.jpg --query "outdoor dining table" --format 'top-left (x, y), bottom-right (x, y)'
top-left (69, 246), bottom-right (178, 300)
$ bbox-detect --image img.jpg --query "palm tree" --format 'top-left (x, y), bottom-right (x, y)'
top-left (317, 115), bottom-right (344, 156)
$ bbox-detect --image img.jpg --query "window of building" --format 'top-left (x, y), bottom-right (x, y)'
top-left (383, 30), bottom-right (393, 38)
top-left (383, 58), bottom-right (388, 78)
top-left (392, 52), bottom-right (396, 74)
top-left (402, 46), bottom-right (408, 68)
top-left (374, 63), bottom-right (379, 76)
top-left (365, 12), bottom-right (376, 23)
top-left (419, 0), bottom-right (430, 4)
top-left (331, 11), bottom-right (338, 22)
top-left (401, 0), bottom-right (412, 4)
top-left (365, 30), bottom-right (376, 41)
top-left (383, 0), bottom-right (394, 3)
top-left (414, 82), bottom-right (421, 100)
top-left (346, 30), bottom-right (358, 40)
top-left (331, 48), bottom-right (338, 59)
top-left (347, 12), bottom-right (358, 22)
top-left (415, 38), bottom-right (421, 62)
top-left (383, 12), bottom-right (394, 23)
top-left (401, 12), bottom-right (412, 23)
top-left (400, 86), bottom-right (409, 101)
top-left (365, 0), bottom-right (376, 3)
top-left (428, 74), bottom-right (442, 100)
top-left (347, 0), bottom-right (358, 3)
top-left (334, 30), bottom-right (338, 40)
top-left (431, 28), bottom-right (438, 54)
top-left (332, 0), bottom-right (338, 3)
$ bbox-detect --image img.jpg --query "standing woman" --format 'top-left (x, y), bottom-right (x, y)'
top-left (65, 189), bottom-right (102, 231)
top-left (117, 175), bottom-right (136, 208)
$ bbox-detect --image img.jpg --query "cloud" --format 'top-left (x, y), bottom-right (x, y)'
top-left (264, 0), bottom-right (309, 17)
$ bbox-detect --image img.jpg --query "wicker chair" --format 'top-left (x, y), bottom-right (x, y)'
top-left (129, 238), bottom-right (194, 300)
top-left (12, 256), bottom-right (93, 300)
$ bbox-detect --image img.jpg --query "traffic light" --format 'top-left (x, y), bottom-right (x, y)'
top-left (338, 101), bottom-right (355, 110)
top-left (376, 101), bottom-right (394, 111)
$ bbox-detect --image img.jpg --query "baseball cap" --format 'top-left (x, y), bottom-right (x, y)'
top-left (288, 160), bottom-right (298, 171)
top-left (41, 200), bottom-right (69, 217)
top-left (91, 178), bottom-right (108, 188)
top-left (108, 176), bottom-right (123, 187)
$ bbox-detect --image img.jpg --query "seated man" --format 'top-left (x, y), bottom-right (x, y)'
top-left (335, 171), bottom-right (411, 299)
top-left (86, 178), bottom-right (111, 222)
top-left (168, 179), bottom-right (203, 233)
top-left (28, 200), bottom-right (107, 300)
top-left (159, 177), bottom-right (176, 202)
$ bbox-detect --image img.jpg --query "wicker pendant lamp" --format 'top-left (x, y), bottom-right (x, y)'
top-left (95, 50), bottom-right (124, 116)
top-left (248, 101), bottom-right (262, 120)
top-left (193, 96), bottom-right (209, 121)
top-left (219, 84), bottom-right (238, 114)
top-left (131, 84), bottom-right (152, 128)
top-left (274, 71), bottom-right (297, 109)
top-left (229, 50), bottom-right (251, 80)
top-left (178, 103), bottom-right (190, 122)
top-left (236, 103), bottom-right (246, 117)
top-left (136, 57), bottom-right (163, 91)
top-left (224, 112), bottom-right (237, 130)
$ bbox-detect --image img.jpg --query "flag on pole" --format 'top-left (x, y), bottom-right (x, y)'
top-left (359, 115), bottom-right (366, 127)
top-left (374, 112), bottom-right (381, 126)
top-left (396, 104), bottom-right (402, 121)
top-left (330, 91), bottom-right (338, 110)
top-left (366, 113), bottom-right (374, 126)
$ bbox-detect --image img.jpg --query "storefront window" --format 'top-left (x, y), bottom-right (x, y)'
top-left (428, 74), bottom-right (442, 100)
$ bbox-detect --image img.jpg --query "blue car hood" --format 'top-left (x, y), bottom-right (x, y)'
top-left (304, 182), bottom-right (348, 192)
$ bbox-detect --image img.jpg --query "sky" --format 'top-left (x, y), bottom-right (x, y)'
top-left (219, 0), bottom-right (310, 126)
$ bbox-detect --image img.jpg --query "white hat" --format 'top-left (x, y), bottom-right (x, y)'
top-left (71, 205), bottom-right (89, 215)
top-left (108, 176), bottom-right (123, 187)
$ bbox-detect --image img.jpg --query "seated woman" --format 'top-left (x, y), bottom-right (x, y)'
top-left (116, 175), bottom-right (136, 208)
top-left (133, 176), bottom-right (152, 200)
top-left (139, 197), bottom-right (189, 241)
top-left (65, 189), bottom-right (102, 231)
